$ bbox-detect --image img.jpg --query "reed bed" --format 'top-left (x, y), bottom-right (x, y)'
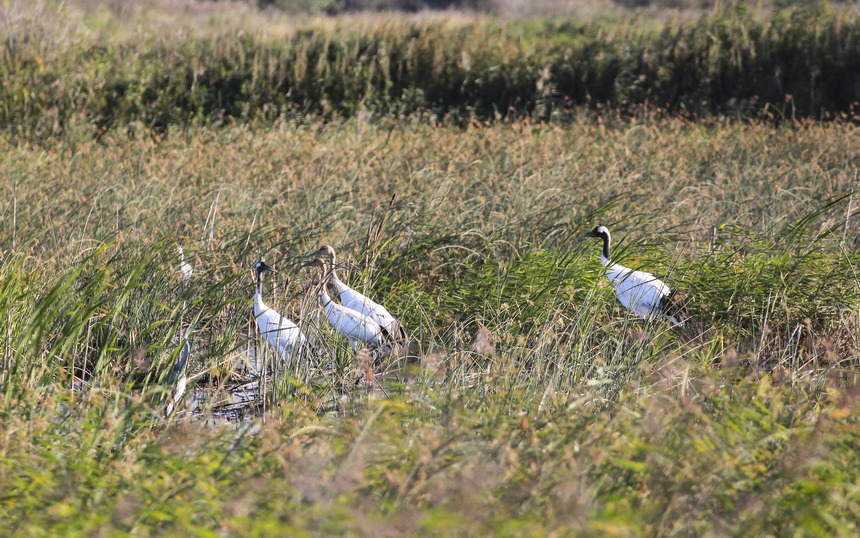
top-left (1, 1), bottom-right (859, 142)
top-left (1, 114), bottom-right (859, 534)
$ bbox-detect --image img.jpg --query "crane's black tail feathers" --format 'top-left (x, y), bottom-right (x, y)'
top-left (661, 290), bottom-right (690, 327)
top-left (379, 322), bottom-right (409, 348)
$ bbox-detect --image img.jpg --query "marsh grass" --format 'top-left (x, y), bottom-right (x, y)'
top-left (1, 1), bottom-right (859, 142)
top-left (1, 115), bottom-right (859, 533)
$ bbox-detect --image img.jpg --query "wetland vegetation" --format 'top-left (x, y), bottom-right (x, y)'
top-left (1, 1), bottom-right (859, 535)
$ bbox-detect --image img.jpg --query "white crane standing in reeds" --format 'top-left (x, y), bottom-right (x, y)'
top-left (253, 261), bottom-right (308, 360)
top-left (177, 246), bottom-right (193, 281)
top-left (306, 257), bottom-right (388, 350)
top-left (312, 245), bottom-right (407, 344)
top-left (585, 226), bottom-right (688, 326)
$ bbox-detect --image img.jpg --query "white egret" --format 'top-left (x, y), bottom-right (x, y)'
top-left (585, 226), bottom-right (688, 326)
top-left (254, 261), bottom-right (308, 360)
top-left (312, 245), bottom-right (407, 343)
top-left (177, 246), bottom-right (193, 281)
top-left (306, 258), bottom-right (386, 350)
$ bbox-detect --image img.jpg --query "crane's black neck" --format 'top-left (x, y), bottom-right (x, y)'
top-left (255, 261), bottom-right (275, 291)
top-left (587, 227), bottom-right (613, 263)
top-left (255, 268), bottom-right (263, 292)
top-left (600, 235), bottom-right (611, 261)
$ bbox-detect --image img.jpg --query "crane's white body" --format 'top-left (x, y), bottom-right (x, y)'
top-left (330, 273), bottom-right (403, 338)
top-left (254, 289), bottom-right (307, 358)
top-left (602, 254), bottom-right (676, 323)
top-left (319, 286), bottom-right (385, 350)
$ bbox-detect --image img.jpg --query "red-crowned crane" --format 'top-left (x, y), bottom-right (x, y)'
top-left (253, 261), bottom-right (308, 358)
top-left (585, 226), bottom-right (688, 326)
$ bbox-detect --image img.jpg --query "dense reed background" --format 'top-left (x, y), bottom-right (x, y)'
top-left (0, 0), bottom-right (859, 535)
top-left (2, 0), bottom-right (859, 142)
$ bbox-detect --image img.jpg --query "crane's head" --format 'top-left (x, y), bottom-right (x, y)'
top-left (584, 226), bottom-right (611, 242)
top-left (255, 260), bottom-right (278, 277)
top-left (312, 245), bottom-right (337, 264)
top-left (585, 226), bottom-right (613, 261)
top-left (302, 258), bottom-right (332, 291)
top-left (302, 257), bottom-right (326, 274)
